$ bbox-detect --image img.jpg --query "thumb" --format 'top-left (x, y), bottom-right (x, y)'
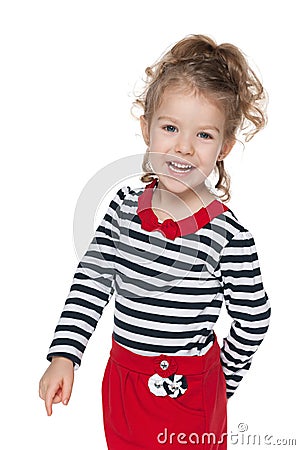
top-left (61, 377), bottom-right (73, 405)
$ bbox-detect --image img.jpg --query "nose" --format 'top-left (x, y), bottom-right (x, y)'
top-left (174, 133), bottom-right (194, 155)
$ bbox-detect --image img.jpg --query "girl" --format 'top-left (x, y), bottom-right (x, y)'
top-left (39, 34), bottom-right (271, 449)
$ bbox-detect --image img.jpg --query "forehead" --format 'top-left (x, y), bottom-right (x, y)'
top-left (154, 87), bottom-right (226, 126)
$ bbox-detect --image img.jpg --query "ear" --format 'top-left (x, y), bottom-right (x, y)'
top-left (217, 139), bottom-right (235, 162)
top-left (140, 115), bottom-right (150, 145)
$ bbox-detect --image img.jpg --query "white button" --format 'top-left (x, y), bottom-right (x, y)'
top-left (160, 360), bottom-right (169, 370)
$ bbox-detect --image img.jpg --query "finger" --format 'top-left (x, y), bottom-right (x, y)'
top-left (39, 386), bottom-right (44, 400)
top-left (61, 378), bottom-right (73, 405)
top-left (39, 384), bottom-right (60, 403)
top-left (39, 379), bottom-right (46, 400)
top-left (52, 393), bottom-right (63, 404)
top-left (45, 388), bottom-right (57, 416)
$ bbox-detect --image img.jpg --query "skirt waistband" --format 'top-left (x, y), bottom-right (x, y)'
top-left (109, 333), bottom-right (221, 377)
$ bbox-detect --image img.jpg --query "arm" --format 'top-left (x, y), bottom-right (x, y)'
top-left (46, 186), bottom-right (128, 369)
top-left (219, 230), bottom-right (271, 398)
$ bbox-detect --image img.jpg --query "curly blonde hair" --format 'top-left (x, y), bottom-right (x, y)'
top-left (134, 34), bottom-right (268, 201)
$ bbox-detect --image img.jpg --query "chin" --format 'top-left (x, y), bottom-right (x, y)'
top-left (158, 174), bottom-right (205, 194)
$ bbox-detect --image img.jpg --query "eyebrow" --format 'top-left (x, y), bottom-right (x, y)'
top-left (157, 116), bottom-right (220, 133)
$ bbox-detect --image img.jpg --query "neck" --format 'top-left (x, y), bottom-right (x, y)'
top-left (152, 180), bottom-right (216, 222)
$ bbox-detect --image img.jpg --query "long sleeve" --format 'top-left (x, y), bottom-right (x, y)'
top-left (219, 230), bottom-right (271, 398)
top-left (46, 186), bottom-right (128, 369)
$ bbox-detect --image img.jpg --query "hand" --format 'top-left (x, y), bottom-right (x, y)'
top-left (39, 357), bottom-right (74, 416)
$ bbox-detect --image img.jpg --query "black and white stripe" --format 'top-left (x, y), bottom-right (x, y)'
top-left (47, 185), bottom-right (271, 398)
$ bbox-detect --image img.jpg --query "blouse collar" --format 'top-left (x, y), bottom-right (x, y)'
top-left (137, 178), bottom-right (228, 240)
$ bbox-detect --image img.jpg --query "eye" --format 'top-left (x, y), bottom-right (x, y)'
top-left (198, 131), bottom-right (212, 139)
top-left (163, 125), bottom-right (178, 133)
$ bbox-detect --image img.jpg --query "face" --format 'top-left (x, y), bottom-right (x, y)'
top-left (140, 88), bottom-right (234, 200)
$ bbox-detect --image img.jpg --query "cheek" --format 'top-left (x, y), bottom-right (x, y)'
top-left (148, 131), bottom-right (170, 152)
top-left (197, 142), bottom-right (222, 163)
top-left (193, 147), bottom-right (221, 179)
top-left (147, 135), bottom-right (166, 168)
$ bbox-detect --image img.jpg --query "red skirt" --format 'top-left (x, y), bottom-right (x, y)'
top-left (101, 334), bottom-right (227, 449)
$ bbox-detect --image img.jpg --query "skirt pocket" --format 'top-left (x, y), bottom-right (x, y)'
top-left (166, 372), bottom-right (206, 417)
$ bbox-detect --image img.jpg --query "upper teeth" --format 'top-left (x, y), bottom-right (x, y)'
top-left (169, 161), bottom-right (193, 169)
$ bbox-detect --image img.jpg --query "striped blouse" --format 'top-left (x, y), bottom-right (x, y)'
top-left (47, 178), bottom-right (271, 398)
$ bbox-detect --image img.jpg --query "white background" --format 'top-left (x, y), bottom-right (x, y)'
top-left (1, 1), bottom-right (299, 448)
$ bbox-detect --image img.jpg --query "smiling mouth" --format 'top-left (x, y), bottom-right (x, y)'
top-left (167, 161), bottom-right (195, 174)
